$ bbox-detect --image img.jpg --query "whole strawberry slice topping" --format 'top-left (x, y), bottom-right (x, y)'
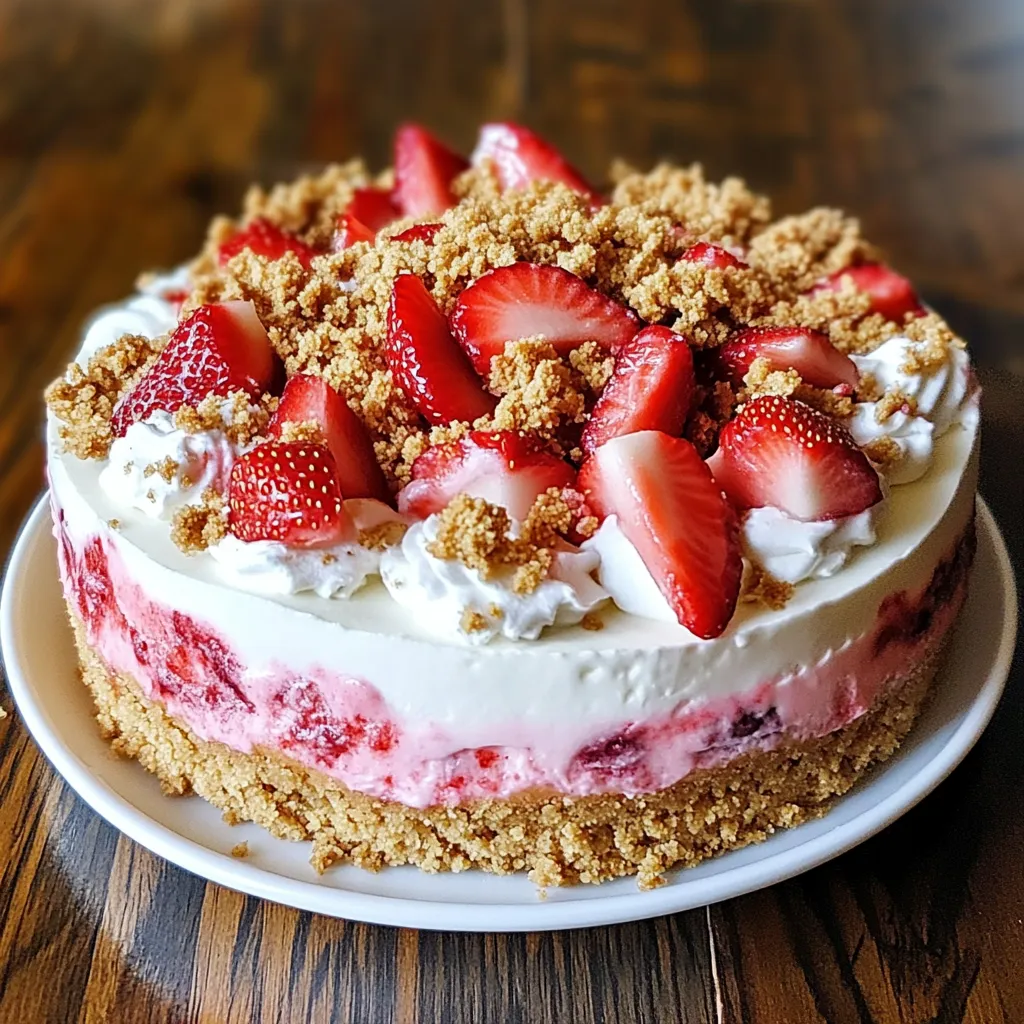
top-left (716, 325), bottom-right (859, 389)
top-left (228, 441), bottom-right (354, 547)
top-left (450, 262), bottom-right (641, 377)
top-left (581, 326), bottom-right (695, 454)
top-left (678, 241), bottom-right (747, 269)
top-left (707, 396), bottom-right (882, 522)
top-left (811, 263), bottom-right (925, 322)
top-left (579, 431), bottom-right (741, 639)
top-left (471, 123), bottom-right (600, 201)
top-left (333, 187), bottom-right (401, 250)
top-left (269, 374), bottom-right (390, 503)
top-left (385, 273), bottom-right (496, 425)
top-left (393, 124), bottom-right (469, 218)
top-left (218, 218), bottom-right (318, 268)
top-left (398, 430), bottom-right (576, 521)
top-left (111, 302), bottom-right (276, 436)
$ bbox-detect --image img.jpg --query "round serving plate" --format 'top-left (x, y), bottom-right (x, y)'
top-left (1, 495), bottom-right (1016, 932)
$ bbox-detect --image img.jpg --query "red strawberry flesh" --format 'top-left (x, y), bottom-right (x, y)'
top-left (388, 222), bottom-right (442, 244)
top-left (111, 301), bottom-right (276, 436)
top-left (333, 188), bottom-right (401, 250)
top-left (398, 429), bottom-right (575, 521)
top-left (450, 262), bottom-right (641, 377)
top-left (812, 263), bottom-right (925, 322)
top-left (678, 241), bottom-right (747, 269)
top-left (393, 124), bottom-right (469, 218)
top-left (717, 325), bottom-right (859, 389)
top-left (228, 441), bottom-right (354, 547)
top-left (581, 325), bottom-right (695, 454)
top-left (218, 218), bottom-right (318, 268)
top-left (385, 273), bottom-right (496, 425)
top-left (270, 374), bottom-right (390, 503)
top-left (578, 431), bottom-right (742, 639)
top-left (709, 395), bottom-right (882, 522)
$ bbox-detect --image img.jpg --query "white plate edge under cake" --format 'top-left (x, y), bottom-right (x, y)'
top-left (0, 494), bottom-right (1017, 932)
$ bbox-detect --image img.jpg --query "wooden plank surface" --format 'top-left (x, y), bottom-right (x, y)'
top-left (0, 1), bottom-right (1021, 1020)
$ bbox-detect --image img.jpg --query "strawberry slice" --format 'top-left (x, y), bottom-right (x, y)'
top-left (397, 430), bottom-right (576, 521)
top-left (450, 262), bottom-right (641, 377)
top-left (385, 273), bottom-right (496, 425)
top-left (678, 242), bottom-right (747, 269)
top-left (579, 431), bottom-right (741, 639)
top-left (269, 374), bottom-right (390, 503)
top-left (581, 326), bottom-right (695, 454)
top-left (218, 218), bottom-right (318, 268)
top-left (333, 187), bottom-right (401, 250)
top-left (811, 263), bottom-right (925, 322)
top-left (716, 325), bottom-right (859, 389)
top-left (227, 440), bottom-right (354, 547)
top-left (708, 395), bottom-right (882, 521)
top-left (471, 123), bottom-right (600, 201)
top-left (393, 124), bottom-right (469, 218)
top-left (388, 222), bottom-right (442, 244)
top-left (111, 302), bottom-right (276, 435)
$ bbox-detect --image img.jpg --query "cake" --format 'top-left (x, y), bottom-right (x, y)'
top-left (44, 123), bottom-right (979, 889)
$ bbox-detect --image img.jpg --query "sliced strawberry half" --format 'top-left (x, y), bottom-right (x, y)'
top-left (811, 263), bottom-right (925, 322)
top-left (393, 124), bottom-right (469, 219)
top-left (397, 430), bottom-right (576, 521)
top-left (581, 326), bottom-right (695, 454)
top-left (471, 123), bottom-right (600, 201)
top-left (218, 218), bottom-right (318, 268)
top-left (269, 374), bottom-right (390, 503)
top-left (678, 242), bottom-right (747, 269)
top-left (385, 273), bottom-right (496, 425)
top-left (450, 262), bottom-right (641, 377)
top-left (716, 325), bottom-right (859, 389)
top-left (388, 222), bottom-right (442, 244)
top-left (578, 431), bottom-right (741, 639)
top-left (333, 187), bottom-right (401, 250)
top-left (111, 301), bottom-right (277, 436)
top-left (227, 440), bottom-right (354, 547)
top-left (707, 395), bottom-right (882, 522)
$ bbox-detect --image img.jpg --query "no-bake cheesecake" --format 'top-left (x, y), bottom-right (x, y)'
top-left (45, 123), bottom-right (978, 888)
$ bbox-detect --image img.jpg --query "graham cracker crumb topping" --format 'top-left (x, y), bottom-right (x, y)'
top-left (741, 561), bottom-right (794, 611)
top-left (170, 489), bottom-right (229, 554)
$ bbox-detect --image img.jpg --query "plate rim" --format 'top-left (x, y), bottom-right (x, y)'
top-left (1, 493), bottom-right (1017, 932)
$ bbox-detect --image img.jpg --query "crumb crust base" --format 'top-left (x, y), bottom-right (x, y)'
top-left (71, 613), bottom-right (945, 889)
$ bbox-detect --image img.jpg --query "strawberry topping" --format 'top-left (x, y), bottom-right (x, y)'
top-left (811, 263), bottom-right (925, 322)
top-left (227, 441), bottom-right (354, 547)
top-left (450, 262), bottom-right (641, 377)
top-left (385, 273), bottom-right (496, 425)
top-left (578, 431), bottom-right (742, 639)
top-left (269, 374), bottom-right (390, 503)
top-left (218, 218), bottom-right (318, 268)
top-left (333, 187), bottom-right (401, 250)
top-left (678, 241), bottom-right (747, 269)
top-left (581, 326), bottom-right (695, 454)
top-left (111, 301), bottom-right (276, 436)
top-left (397, 430), bottom-right (575, 521)
top-left (716, 325), bottom-right (859, 389)
top-left (708, 396), bottom-right (883, 522)
top-left (388, 222), bottom-right (442, 244)
top-left (393, 124), bottom-right (469, 218)
top-left (471, 123), bottom-right (600, 201)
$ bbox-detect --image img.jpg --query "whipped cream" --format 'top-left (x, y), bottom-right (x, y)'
top-left (380, 516), bottom-right (608, 644)
top-left (849, 336), bottom-right (975, 484)
top-left (208, 499), bottom-right (406, 600)
top-left (741, 506), bottom-right (877, 584)
top-left (99, 411), bottom-right (234, 518)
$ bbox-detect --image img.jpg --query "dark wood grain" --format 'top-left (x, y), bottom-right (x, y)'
top-left (1, 0), bottom-right (1022, 1021)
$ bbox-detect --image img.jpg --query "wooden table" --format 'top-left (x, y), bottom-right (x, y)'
top-left (1, 1), bottom-right (1022, 1020)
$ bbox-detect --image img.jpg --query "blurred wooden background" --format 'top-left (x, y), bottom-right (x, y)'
top-left (1, 1), bottom-right (1022, 1021)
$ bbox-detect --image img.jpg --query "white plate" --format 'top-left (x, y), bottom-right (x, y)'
top-left (1, 496), bottom-right (1016, 932)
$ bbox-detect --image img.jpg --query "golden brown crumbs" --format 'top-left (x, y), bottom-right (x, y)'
top-left (230, 842), bottom-right (249, 859)
top-left (857, 372), bottom-right (883, 403)
top-left (488, 604), bottom-right (504, 619)
top-left (742, 358), bottom-right (801, 400)
top-left (576, 516), bottom-right (599, 540)
top-left (793, 385), bottom-right (856, 419)
top-left (569, 341), bottom-right (616, 391)
top-left (875, 387), bottom-right (918, 423)
top-left (173, 391), bottom-right (276, 448)
top-left (144, 457), bottom-right (179, 483)
top-left (685, 381), bottom-right (737, 456)
top-left (321, 553), bottom-right (337, 565)
top-left (521, 488), bottom-right (575, 548)
top-left (862, 436), bottom-right (904, 471)
top-left (275, 419), bottom-right (325, 445)
top-left (145, 489), bottom-right (156, 503)
top-left (107, 519), bottom-right (121, 530)
top-left (460, 607), bottom-right (491, 635)
top-left (358, 521), bottom-right (409, 552)
top-left (45, 334), bottom-right (164, 459)
top-left (900, 312), bottom-right (961, 369)
top-left (170, 490), bottom-right (229, 554)
top-left (581, 611), bottom-right (605, 632)
top-left (122, 462), bottom-right (134, 475)
top-left (485, 338), bottom-right (586, 437)
top-left (741, 561), bottom-right (794, 610)
top-left (511, 552), bottom-right (555, 596)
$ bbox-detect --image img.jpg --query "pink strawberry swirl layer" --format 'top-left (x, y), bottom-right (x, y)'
top-left (55, 493), bottom-right (974, 808)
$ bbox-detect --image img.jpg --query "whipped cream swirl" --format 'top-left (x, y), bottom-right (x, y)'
top-left (380, 516), bottom-right (608, 644)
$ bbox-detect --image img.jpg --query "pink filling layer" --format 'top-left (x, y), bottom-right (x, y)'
top-left (55, 503), bottom-right (974, 809)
